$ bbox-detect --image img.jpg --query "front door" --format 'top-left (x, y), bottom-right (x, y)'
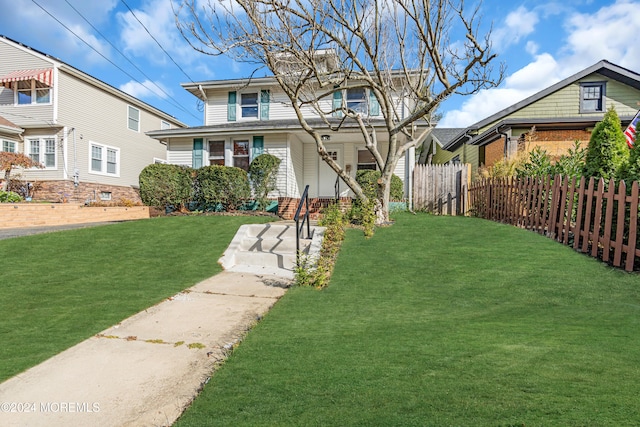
top-left (318, 146), bottom-right (342, 197)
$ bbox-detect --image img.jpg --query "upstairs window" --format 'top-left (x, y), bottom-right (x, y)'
top-left (15, 80), bottom-right (51, 105)
top-left (2, 140), bottom-right (16, 153)
top-left (161, 120), bottom-right (171, 130)
top-left (209, 140), bottom-right (225, 166)
top-left (128, 106), bottom-right (140, 131)
top-left (580, 82), bottom-right (605, 113)
top-left (346, 88), bottom-right (367, 115)
top-left (241, 93), bottom-right (259, 118)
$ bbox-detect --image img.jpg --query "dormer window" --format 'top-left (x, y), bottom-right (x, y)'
top-left (580, 82), bottom-right (605, 113)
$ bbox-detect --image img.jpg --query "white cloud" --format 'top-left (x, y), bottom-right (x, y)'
top-left (562, 0), bottom-right (640, 71)
top-left (0, 0), bottom-right (116, 65)
top-left (492, 6), bottom-right (539, 51)
top-left (118, 0), bottom-right (206, 66)
top-left (120, 79), bottom-right (171, 100)
top-left (439, 0), bottom-right (640, 128)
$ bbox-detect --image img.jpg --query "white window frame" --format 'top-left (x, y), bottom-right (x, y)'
top-left (346, 88), bottom-right (368, 115)
top-left (128, 105), bottom-right (140, 132)
top-left (356, 148), bottom-right (377, 171)
top-left (232, 139), bottom-right (250, 170)
top-left (160, 120), bottom-right (171, 130)
top-left (208, 140), bottom-right (226, 166)
top-left (13, 80), bottom-right (51, 105)
top-left (89, 142), bottom-right (120, 177)
top-left (26, 136), bottom-right (57, 169)
top-left (240, 92), bottom-right (259, 119)
top-left (2, 140), bottom-right (16, 153)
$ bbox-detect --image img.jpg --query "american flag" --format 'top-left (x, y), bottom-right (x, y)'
top-left (624, 110), bottom-right (640, 148)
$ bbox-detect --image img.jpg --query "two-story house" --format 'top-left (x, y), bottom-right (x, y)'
top-left (147, 73), bottom-right (416, 211)
top-left (428, 60), bottom-right (640, 175)
top-left (0, 35), bottom-right (185, 203)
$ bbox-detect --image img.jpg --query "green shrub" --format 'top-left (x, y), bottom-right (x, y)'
top-left (249, 153), bottom-right (281, 210)
top-left (0, 190), bottom-right (22, 203)
top-left (296, 202), bottom-right (346, 288)
top-left (347, 199), bottom-right (376, 237)
top-left (355, 170), bottom-right (404, 201)
top-left (584, 107), bottom-right (629, 181)
top-left (515, 147), bottom-right (553, 178)
top-left (139, 163), bottom-right (193, 209)
top-left (194, 165), bottom-right (250, 211)
top-left (554, 140), bottom-right (587, 178)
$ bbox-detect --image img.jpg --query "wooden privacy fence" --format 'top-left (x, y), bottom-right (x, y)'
top-left (413, 163), bottom-right (470, 215)
top-left (469, 175), bottom-right (640, 272)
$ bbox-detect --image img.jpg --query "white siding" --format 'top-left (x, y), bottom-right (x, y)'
top-left (56, 72), bottom-right (168, 187)
top-left (0, 40), bottom-right (55, 127)
top-left (303, 142), bottom-right (320, 197)
top-left (167, 139), bottom-right (194, 166)
top-left (288, 136), bottom-right (304, 197)
top-left (263, 139), bottom-right (288, 197)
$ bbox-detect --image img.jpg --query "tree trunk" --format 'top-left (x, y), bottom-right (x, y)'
top-left (2, 169), bottom-right (10, 192)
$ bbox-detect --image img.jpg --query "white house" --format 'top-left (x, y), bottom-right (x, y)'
top-left (0, 35), bottom-right (185, 203)
top-left (147, 73), bottom-right (419, 210)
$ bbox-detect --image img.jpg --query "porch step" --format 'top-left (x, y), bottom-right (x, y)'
top-left (219, 223), bottom-right (325, 279)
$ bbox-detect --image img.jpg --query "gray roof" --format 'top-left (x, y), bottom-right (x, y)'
top-left (442, 60), bottom-right (640, 151)
top-left (147, 117), bottom-right (391, 138)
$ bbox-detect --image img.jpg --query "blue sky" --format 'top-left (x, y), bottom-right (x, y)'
top-left (1, 0), bottom-right (638, 128)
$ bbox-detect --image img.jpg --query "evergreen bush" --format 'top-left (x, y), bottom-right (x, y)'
top-left (584, 107), bottom-right (629, 181)
top-left (248, 153), bottom-right (281, 210)
top-left (194, 165), bottom-right (250, 210)
top-left (355, 170), bottom-right (404, 201)
top-left (139, 163), bottom-right (193, 209)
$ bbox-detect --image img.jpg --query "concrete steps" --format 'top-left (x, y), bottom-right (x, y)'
top-left (219, 223), bottom-right (325, 279)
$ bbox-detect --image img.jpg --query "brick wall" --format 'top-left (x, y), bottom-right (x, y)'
top-left (484, 138), bottom-right (505, 167)
top-left (278, 197), bottom-right (352, 220)
top-left (521, 129), bottom-right (591, 160)
top-left (0, 203), bottom-right (149, 229)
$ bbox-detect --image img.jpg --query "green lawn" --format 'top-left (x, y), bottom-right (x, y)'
top-left (175, 212), bottom-right (640, 426)
top-left (0, 215), bottom-right (273, 383)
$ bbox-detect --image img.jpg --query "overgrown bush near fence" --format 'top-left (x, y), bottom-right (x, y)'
top-left (469, 175), bottom-right (640, 271)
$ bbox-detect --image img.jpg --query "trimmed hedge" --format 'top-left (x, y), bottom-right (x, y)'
top-left (356, 170), bottom-right (404, 201)
top-left (139, 163), bottom-right (193, 209)
top-left (194, 165), bottom-right (251, 211)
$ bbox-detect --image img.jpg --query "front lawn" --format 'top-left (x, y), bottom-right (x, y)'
top-left (176, 212), bottom-right (640, 425)
top-left (0, 215), bottom-right (273, 383)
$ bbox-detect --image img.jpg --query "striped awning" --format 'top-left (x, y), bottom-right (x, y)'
top-left (0, 68), bottom-right (53, 88)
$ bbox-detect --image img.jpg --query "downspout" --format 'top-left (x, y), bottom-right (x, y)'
top-left (198, 85), bottom-right (208, 124)
top-left (496, 124), bottom-right (509, 160)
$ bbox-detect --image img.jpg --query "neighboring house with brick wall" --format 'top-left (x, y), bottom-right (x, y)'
top-left (433, 60), bottom-right (640, 175)
top-left (0, 35), bottom-right (184, 203)
top-left (147, 60), bottom-right (419, 217)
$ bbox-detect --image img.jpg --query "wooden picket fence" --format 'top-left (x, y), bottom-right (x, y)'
top-left (469, 175), bottom-right (640, 271)
top-left (413, 163), bottom-right (470, 215)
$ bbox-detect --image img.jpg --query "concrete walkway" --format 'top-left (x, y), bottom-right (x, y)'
top-left (0, 271), bottom-right (291, 427)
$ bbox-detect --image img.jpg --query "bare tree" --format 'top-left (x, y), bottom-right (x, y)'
top-left (175, 0), bottom-right (504, 223)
